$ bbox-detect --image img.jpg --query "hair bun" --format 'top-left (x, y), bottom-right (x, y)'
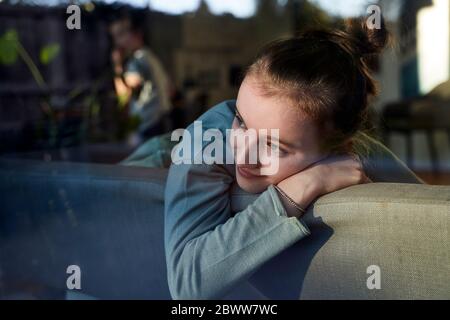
top-left (345, 15), bottom-right (390, 57)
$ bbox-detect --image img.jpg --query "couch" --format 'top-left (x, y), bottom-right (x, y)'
top-left (0, 158), bottom-right (449, 300)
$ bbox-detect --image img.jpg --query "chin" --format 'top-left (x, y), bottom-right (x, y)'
top-left (236, 174), bottom-right (270, 194)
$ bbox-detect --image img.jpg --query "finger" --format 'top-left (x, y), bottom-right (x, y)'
top-left (363, 175), bottom-right (372, 184)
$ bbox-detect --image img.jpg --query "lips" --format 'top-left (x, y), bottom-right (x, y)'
top-left (237, 166), bottom-right (260, 179)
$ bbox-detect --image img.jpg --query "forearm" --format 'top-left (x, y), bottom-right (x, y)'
top-left (111, 59), bottom-right (132, 104)
top-left (165, 185), bottom-right (310, 300)
top-left (113, 76), bottom-right (131, 104)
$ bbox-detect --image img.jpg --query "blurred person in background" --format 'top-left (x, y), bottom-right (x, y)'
top-left (109, 10), bottom-right (172, 146)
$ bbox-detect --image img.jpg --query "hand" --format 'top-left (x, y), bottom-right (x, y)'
top-left (301, 154), bottom-right (371, 196)
top-left (277, 154), bottom-right (371, 218)
top-left (111, 49), bottom-right (124, 74)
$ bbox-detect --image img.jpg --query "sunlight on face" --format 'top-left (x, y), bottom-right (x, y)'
top-left (233, 76), bottom-right (325, 194)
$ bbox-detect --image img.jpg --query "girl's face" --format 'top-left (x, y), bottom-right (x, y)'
top-left (233, 76), bottom-right (326, 194)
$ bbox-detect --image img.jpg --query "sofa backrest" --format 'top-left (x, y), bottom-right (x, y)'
top-left (231, 183), bottom-right (450, 299)
top-left (0, 159), bottom-right (170, 299)
top-left (1, 159), bottom-right (449, 299)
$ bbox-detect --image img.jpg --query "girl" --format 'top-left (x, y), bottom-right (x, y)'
top-left (164, 19), bottom-right (423, 300)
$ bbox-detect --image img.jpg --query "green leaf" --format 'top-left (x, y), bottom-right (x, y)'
top-left (0, 29), bottom-right (19, 65)
top-left (39, 43), bottom-right (60, 65)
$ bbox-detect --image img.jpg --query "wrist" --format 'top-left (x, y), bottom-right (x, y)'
top-left (273, 185), bottom-right (306, 218)
top-left (277, 173), bottom-right (322, 212)
top-left (275, 188), bottom-right (302, 218)
top-left (301, 172), bottom-right (324, 199)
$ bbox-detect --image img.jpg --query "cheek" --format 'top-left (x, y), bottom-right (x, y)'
top-left (263, 156), bottom-right (306, 184)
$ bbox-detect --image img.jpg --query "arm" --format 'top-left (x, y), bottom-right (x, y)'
top-left (112, 49), bottom-right (131, 105)
top-left (113, 72), bottom-right (143, 106)
top-left (113, 74), bottom-right (132, 105)
top-left (164, 162), bottom-right (310, 300)
top-left (111, 50), bottom-right (143, 106)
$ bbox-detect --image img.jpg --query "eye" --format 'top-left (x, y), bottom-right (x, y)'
top-left (267, 141), bottom-right (288, 157)
top-left (235, 112), bottom-right (247, 130)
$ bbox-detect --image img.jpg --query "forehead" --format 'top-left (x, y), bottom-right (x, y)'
top-left (236, 76), bottom-right (319, 149)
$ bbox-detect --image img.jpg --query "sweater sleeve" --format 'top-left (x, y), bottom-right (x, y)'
top-left (164, 161), bottom-right (310, 300)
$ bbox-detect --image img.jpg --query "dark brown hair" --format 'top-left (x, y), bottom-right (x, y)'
top-left (246, 17), bottom-right (390, 153)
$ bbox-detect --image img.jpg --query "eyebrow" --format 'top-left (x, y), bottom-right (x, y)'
top-left (235, 104), bottom-right (296, 151)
